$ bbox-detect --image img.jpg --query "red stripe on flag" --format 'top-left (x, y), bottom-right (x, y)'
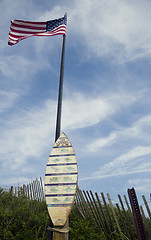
top-left (13, 19), bottom-right (47, 25)
top-left (8, 16), bottom-right (67, 46)
top-left (10, 27), bottom-right (46, 35)
top-left (11, 23), bottom-right (46, 31)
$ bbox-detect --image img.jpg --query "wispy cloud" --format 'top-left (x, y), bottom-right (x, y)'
top-left (69, 0), bottom-right (151, 62)
top-left (79, 112), bottom-right (151, 181)
top-left (87, 133), bottom-right (117, 152)
top-left (0, 89), bottom-right (138, 174)
top-left (1, 176), bottom-right (33, 188)
top-left (0, 90), bottom-right (19, 113)
top-left (79, 145), bottom-right (151, 181)
top-left (62, 90), bottom-right (138, 130)
top-left (0, 55), bottom-right (50, 79)
top-left (0, 99), bottom-right (56, 171)
top-left (128, 178), bottom-right (151, 193)
top-left (86, 110), bottom-right (151, 153)
top-left (101, 145), bottom-right (151, 173)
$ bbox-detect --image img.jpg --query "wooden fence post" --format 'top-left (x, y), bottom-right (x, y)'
top-left (9, 186), bottom-right (13, 194)
top-left (95, 192), bottom-right (112, 235)
top-left (40, 177), bottom-right (45, 201)
top-left (116, 203), bottom-right (129, 238)
top-left (83, 190), bottom-right (101, 229)
top-left (140, 205), bottom-right (151, 239)
top-left (142, 195), bottom-right (151, 220)
top-left (89, 191), bottom-right (108, 235)
top-left (124, 195), bottom-right (131, 215)
top-left (101, 192), bottom-right (115, 232)
top-left (75, 188), bottom-right (86, 219)
top-left (79, 189), bottom-right (90, 216)
top-left (118, 194), bottom-right (135, 240)
top-left (107, 193), bottom-right (123, 239)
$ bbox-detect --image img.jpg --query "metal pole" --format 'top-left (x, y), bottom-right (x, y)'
top-left (48, 17), bottom-right (67, 239)
top-left (55, 33), bottom-right (66, 142)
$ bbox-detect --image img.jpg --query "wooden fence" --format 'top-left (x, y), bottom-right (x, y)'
top-left (75, 187), bottom-right (151, 240)
top-left (8, 177), bottom-right (45, 201)
top-left (4, 179), bottom-right (151, 239)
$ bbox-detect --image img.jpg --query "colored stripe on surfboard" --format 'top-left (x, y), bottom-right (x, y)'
top-left (45, 183), bottom-right (77, 186)
top-left (47, 204), bottom-right (72, 207)
top-left (53, 145), bottom-right (72, 148)
top-left (45, 172), bottom-right (77, 176)
top-left (47, 163), bottom-right (77, 166)
top-left (45, 193), bottom-right (75, 197)
top-left (49, 154), bottom-right (75, 157)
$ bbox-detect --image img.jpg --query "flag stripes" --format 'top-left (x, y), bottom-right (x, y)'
top-left (8, 15), bottom-right (67, 46)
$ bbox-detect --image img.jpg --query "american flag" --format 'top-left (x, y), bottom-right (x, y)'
top-left (8, 15), bottom-right (67, 46)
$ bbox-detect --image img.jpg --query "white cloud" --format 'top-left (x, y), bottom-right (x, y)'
top-left (81, 145), bottom-right (151, 181)
top-left (1, 176), bottom-right (33, 188)
top-left (62, 91), bottom-right (137, 130)
top-left (0, 99), bottom-right (56, 171)
top-left (117, 114), bottom-right (151, 143)
top-left (113, 145), bottom-right (151, 166)
top-left (0, 89), bottom-right (137, 173)
top-left (85, 111), bottom-right (151, 154)
top-left (69, 0), bottom-right (151, 62)
top-left (0, 55), bottom-right (49, 79)
top-left (63, 93), bottom-right (112, 129)
top-left (128, 178), bottom-right (151, 193)
top-left (0, 90), bottom-right (19, 113)
top-left (87, 133), bottom-right (117, 152)
top-left (78, 112), bottom-right (151, 182)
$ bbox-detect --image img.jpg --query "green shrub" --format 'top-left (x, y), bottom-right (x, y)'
top-left (69, 207), bottom-right (106, 240)
top-left (0, 189), bottom-right (49, 240)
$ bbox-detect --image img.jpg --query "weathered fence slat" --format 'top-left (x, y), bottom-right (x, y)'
top-left (37, 179), bottom-right (41, 201)
top-left (140, 205), bottom-right (151, 240)
top-left (78, 189), bottom-right (90, 216)
top-left (116, 203), bottom-right (129, 239)
top-left (101, 192), bottom-right (115, 232)
top-left (95, 192), bottom-right (112, 235)
top-left (83, 190), bottom-right (100, 229)
top-left (40, 177), bottom-right (45, 201)
top-left (123, 195), bottom-right (131, 215)
top-left (86, 190), bottom-right (102, 229)
top-left (89, 190), bottom-right (107, 236)
top-left (142, 195), bottom-right (151, 221)
top-left (107, 193), bottom-right (123, 239)
top-left (75, 188), bottom-right (86, 219)
top-left (118, 194), bottom-right (135, 240)
top-left (78, 188), bottom-right (88, 217)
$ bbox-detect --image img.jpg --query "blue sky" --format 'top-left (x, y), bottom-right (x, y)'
top-left (1, 0), bottom-right (151, 205)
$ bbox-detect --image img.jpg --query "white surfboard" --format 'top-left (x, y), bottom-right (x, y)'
top-left (45, 132), bottom-right (78, 227)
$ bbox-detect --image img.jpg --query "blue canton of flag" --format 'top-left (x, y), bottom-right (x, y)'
top-left (46, 15), bottom-right (67, 32)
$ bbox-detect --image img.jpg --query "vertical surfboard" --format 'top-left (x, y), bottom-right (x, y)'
top-left (45, 132), bottom-right (78, 227)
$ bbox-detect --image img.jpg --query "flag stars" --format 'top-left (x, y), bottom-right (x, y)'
top-left (46, 17), bottom-right (67, 32)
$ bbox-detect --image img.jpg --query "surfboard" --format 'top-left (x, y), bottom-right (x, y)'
top-left (45, 132), bottom-right (78, 227)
